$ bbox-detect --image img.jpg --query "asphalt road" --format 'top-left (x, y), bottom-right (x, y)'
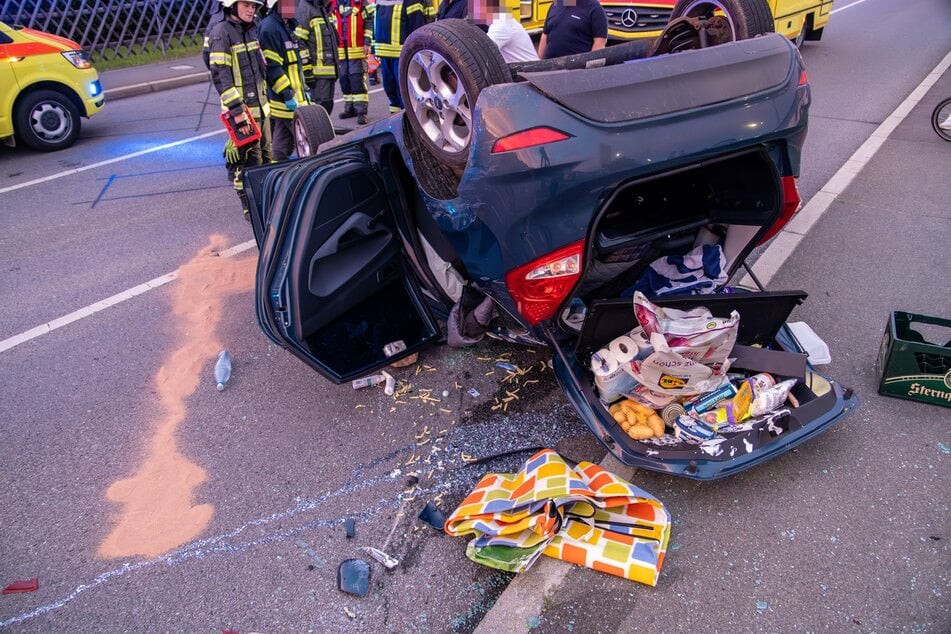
top-left (1, 1), bottom-right (950, 632)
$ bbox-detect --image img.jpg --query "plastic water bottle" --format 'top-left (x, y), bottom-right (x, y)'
top-left (214, 350), bottom-right (232, 391)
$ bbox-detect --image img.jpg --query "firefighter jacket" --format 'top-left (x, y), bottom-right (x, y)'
top-left (295, 0), bottom-right (338, 82)
top-left (372, 0), bottom-right (426, 58)
top-left (209, 16), bottom-right (270, 119)
top-left (259, 12), bottom-right (310, 120)
top-left (334, 0), bottom-right (374, 61)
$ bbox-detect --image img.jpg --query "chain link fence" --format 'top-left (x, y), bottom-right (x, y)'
top-left (0, 0), bottom-right (217, 61)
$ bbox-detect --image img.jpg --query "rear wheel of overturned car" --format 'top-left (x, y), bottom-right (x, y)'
top-left (14, 89), bottom-right (81, 152)
top-left (670, 0), bottom-right (775, 41)
top-left (294, 104), bottom-right (335, 158)
top-left (399, 19), bottom-right (511, 169)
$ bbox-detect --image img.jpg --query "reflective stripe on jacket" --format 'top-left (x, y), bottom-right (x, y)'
top-left (209, 17), bottom-right (270, 119)
top-left (259, 12), bottom-right (310, 119)
top-left (372, 0), bottom-right (426, 58)
top-left (295, 0), bottom-right (338, 80)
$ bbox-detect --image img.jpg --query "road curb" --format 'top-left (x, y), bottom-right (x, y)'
top-left (103, 71), bottom-right (210, 101)
top-left (474, 455), bottom-right (636, 632)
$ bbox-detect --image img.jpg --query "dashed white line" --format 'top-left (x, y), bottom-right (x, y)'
top-left (0, 240), bottom-right (256, 354)
top-left (832, 0), bottom-right (873, 14)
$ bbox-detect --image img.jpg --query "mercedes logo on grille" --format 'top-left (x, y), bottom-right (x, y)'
top-left (620, 8), bottom-right (639, 28)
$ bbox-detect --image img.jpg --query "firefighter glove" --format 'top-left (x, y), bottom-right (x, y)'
top-left (224, 138), bottom-right (241, 164)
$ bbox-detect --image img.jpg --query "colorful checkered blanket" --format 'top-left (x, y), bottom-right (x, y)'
top-left (444, 449), bottom-right (671, 586)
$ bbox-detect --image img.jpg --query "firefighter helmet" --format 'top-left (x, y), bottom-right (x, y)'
top-left (219, 0), bottom-right (264, 7)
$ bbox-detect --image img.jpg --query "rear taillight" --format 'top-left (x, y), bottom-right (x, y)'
top-left (504, 240), bottom-right (584, 326)
top-left (799, 69), bottom-right (808, 86)
top-left (491, 127), bottom-right (571, 154)
top-left (757, 176), bottom-right (801, 245)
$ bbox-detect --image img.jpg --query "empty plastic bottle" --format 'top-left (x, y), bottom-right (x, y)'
top-left (214, 350), bottom-right (232, 391)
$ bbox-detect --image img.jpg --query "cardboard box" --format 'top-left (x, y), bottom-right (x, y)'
top-left (877, 311), bottom-right (951, 408)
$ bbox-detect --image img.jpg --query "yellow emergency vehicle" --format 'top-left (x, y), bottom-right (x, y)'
top-left (602, 0), bottom-right (833, 45)
top-left (0, 21), bottom-right (104, 151)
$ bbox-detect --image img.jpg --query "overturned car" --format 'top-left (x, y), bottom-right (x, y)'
top-left (245, 2), bottom-right (858, 480)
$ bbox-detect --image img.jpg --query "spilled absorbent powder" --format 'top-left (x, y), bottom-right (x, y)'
top-left (99, 235), bottom-right (255, 559)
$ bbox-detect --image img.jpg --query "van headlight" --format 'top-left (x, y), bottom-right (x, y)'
top-left (62, 50), bottom-right (92, 69)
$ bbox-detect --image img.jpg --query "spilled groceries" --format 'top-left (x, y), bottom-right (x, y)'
top-left (445, 449), bottom-right (670, 586)
top-left (589, 293), bottom-right (806, 460)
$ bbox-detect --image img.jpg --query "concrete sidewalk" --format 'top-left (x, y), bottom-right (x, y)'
top-left (98, 54), bottom-right (209, 100)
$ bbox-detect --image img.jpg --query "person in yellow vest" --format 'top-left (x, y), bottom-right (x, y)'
top-left (333, 0), bottom-right (373, 124)
top-left (295, 0), bottom-right (339, 115)
top-left (259, 0), bottom-right (311, 161)
top-left (208, 0), bottom-right (271, 220)
top-left (372, 0), bottom-right (426, 113)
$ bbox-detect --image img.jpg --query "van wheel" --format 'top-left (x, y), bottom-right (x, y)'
top-left (14, 89), bottom-right (81, 151)
top-left (399, 19), bottom-right (511, 169)
top-left (670, 0), bottom-right (775, 41)
top-left (294, 104), bottom-right (335, 158)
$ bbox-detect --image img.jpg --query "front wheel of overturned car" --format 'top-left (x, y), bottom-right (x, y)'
top-left (399, 19), bottom-right (511, 170)
top-left (14, 89), bottom-right (81, 152)
top-left (294, 104), bottom-right (335, 158)
top-left (670, 0), bottom-right (775, 42)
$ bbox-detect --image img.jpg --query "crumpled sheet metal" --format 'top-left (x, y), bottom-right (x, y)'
top-left (444, 449), bottom-right (671, 586)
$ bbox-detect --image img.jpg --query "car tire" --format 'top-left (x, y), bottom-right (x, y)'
top-left (293, 104), bottom-right (335, 158)
top-left (670, 0), bottom-right (774, 41)
top-left (14, 89), bottom-right (81, 152)
top-left (399, 19), bottom-right (511, 169)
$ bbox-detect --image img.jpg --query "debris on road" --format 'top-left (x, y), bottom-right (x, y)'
top-left (418, 501), bottom-right (446, 531)
top-left (345, 517), bottom-right (356, 538)
top-left (2, 578), bottom-right (38, 594)
top-left (352, 374), bottom-right (386, 390)
top-left (445, 449), bottom-right (671, 586)
top-left (343, 606), bottom-right (357, 619)
top-left (214, 350), bottom-right (232, 391)
top-left (360, 546), bottom-right (399, 570)
top-left (337, 559), bottom-right (371, 596)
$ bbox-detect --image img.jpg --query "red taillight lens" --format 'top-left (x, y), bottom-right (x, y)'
top-left (504, 240), bottom-right (584, 326)
top-left (491, 127), bottom-right (571, 154)
top-left (798, 69), bottom-right (808, 86)
top-left (758, 176), bottom-right (801, 245)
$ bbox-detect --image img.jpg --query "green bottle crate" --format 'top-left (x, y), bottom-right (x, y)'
top-left (877, 311), bottom-right (951, 408)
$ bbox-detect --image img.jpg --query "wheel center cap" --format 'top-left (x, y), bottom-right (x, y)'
top-left (40, 111), bottom-right (59, 129)
top-left (433, 95), bottom-right (444, 111)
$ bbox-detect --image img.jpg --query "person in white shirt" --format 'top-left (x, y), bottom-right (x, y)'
top-left (471, 0), bottom-right (539, 63)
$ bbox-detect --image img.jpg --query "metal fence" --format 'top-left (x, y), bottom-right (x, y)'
top-left (0, 0), bottom-right (216, 60)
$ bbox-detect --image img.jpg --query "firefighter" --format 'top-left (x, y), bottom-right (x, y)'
top-left (333, 0), bottom-right (373, 125)
top-left (208, 0), bottom-right (272, 220)
top-left (295, 0), bottom-right (339, 115)
top-left (259, 0), bottom-right (310, 161)
top-left (372, 0), bottom-right (426, 113)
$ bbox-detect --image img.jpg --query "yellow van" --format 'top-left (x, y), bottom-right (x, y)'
top-left (602, 0), bottom-right (833, 44)
top-left (0, 21), bottom-right (104, 151)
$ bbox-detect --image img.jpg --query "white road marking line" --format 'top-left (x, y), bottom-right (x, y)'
top-left (0, 240), bottom-right (256, 355)
top-left (832, 0), bottom-right (872, 14)
top-left (0, 87), bottom-right (386, 195)
top-left (0, 130), bottom-right (225, 195)
top-left (740, 49), bottom-right (951, 288)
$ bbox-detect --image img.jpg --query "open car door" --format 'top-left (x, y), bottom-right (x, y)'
top-left (254, 152), bottom-right (441, 382)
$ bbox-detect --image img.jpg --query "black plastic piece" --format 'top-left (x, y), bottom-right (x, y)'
top-left (345, 517), bottom-right (356, 539)
top-left (418, 502), bottom-right (446, 531)
top-left (338, 559), bottom-right (370, 596)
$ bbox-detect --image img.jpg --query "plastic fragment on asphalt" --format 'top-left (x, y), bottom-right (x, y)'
top-left (496, 362), bottom-right (518, 372)
top-left (418, 501), bottom-right (447, 531)
top-left (345, 517), bottom-right (356, 539)
top-left (756, 600), bottom-right (768, 611)
top-left (2, 578), bottom-right (38, 594)
top-left (343, 606), bottom-right (357, 619)
top-left (468, 388), bottom-right (480, 397)
top-left (360, 546), bottom-right (399, 569)
top-left (939, 443), bottom-right (950, 454)
top-left (338, 559), bottom-right (371, 596)
top-left (382, 370), bottom-right (395, 396)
